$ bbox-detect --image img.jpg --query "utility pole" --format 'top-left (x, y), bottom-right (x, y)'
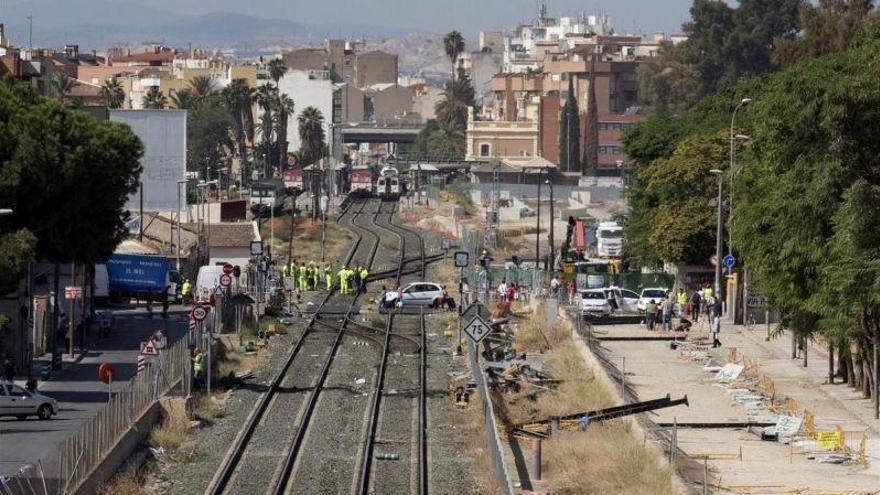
top-left (139, 181), bottom-right (144, 241)
top-left (27, 16), bottom-right (33, 52)
top-left (535, 175), bottom-right (541, 270)
top-left (546, 176), bottom-right (554, 272)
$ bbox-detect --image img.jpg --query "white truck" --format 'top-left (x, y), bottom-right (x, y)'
top-left (596, 221), bottom-right (623, 258)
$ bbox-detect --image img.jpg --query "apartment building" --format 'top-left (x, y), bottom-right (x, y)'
top-left (282, 39), bottom-right (397, 88)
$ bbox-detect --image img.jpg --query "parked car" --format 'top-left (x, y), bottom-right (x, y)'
top-left (579, 289), bottom-right (613, 317)
top-left (601, 286), bottom-right (640, 314)
top-left (0, 383), bottom-right (58, 420)
top-left (637, 288), bottom-right (670, 312)
top-left (519, 206), bottom-right (536, 218)
top-left (378, 282), bottom-right (445, 311)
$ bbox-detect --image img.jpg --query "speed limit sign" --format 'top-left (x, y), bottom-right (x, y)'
top-left (191, 305), bottom-right (208, 322)
top-left (219, 274), bottom-right (232, 287)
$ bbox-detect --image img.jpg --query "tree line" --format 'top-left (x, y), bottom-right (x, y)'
top-left (623, 1), bottom-right (880, 393)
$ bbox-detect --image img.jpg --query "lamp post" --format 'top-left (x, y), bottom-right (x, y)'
top-left (727, 133), bottom-right (751, 254)
top-left (728, 97), bottom-right (751, 253)
top-left (197, 180), bottom-right (217, 263)
top-left (535, 176), bottom-right (541, 272)
top-left (710, 169), bottom-right (724, 300)
top-left (176, 179), bottom-right (187, 272)
top-left (545, 178), bottom-right (554, 272)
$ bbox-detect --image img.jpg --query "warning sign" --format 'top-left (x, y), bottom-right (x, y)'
top-left (140, 340), bottom-right (159, 356)
top-left (817, 431), bottom-right (842, 449)
top-left (463, 315), bottom-right (492, 344)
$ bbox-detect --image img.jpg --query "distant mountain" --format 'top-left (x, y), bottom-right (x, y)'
top-left (0, 3), bottom-right (412, 49)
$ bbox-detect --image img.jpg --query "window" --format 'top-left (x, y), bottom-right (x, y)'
top-left (520, 150), bottom-right (530, 157)
top-left (582, 291), bottom-right (606, 300)
top-left (0, 385), bottom-right (6, 396)
top-left (8, 385), bottom-right (28, 397)
top-left (622, 290), bottom-right (639, 299)
top-left (480, 144), bottom-right (491, 157)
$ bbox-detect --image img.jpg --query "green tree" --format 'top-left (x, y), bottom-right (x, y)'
top-left (443, 31), bottom-right (465, 82)
top-left (773, 0), bottom-right (877, 67)
top-left (99, 78), bottom-right (125, 109)
top-left (435, 73), bottom-right (476, 131)
top-left (267, 58), bottom-right (288, 85)
top-left (427, 124), bottom-right (465, 160)
top-left (297, 106), bottom-right (325, 166)
top-left (142, 86), bottom-right (167, 109)
top-left (50, 73), bottom-right (78, 105)
top-left (187, 105), bottom-right (234, 180)
top-left (558, 77), bottom-right (580, 172)
top-left (169, 88), bottom-right (194, 110)
top-left (636, 42), bottom-right (701, 115)
top-left (189, 76), bottom-right (218, 106)
top-left (255, 84), bottom-right (277, 175)
top-left (274, 93), bottom-right (295, 170)
top-left (0, 79), bottom-right (143, 267)
top-left (583, 63), bottom-right (599, 175)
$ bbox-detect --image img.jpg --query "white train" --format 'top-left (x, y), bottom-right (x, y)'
top-left (376, 166), bottom-right (400, 200)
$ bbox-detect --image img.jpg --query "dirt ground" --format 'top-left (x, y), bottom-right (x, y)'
top-left (595, 320), bottom-right (880, 494)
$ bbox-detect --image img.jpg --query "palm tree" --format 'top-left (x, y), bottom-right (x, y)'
top-left (142, 86), bottom-right (167, 109)
top-left (443, 31), bottom-right (465, 82)
top-left (169, 88), bottom-right (194, 110)
top-left (267, 58), bottom-right (288, 85)
top-left (51, 73), bottom-right (78, 104)
top-left (435, 74), bottom-right (476, 131)
top-left (221, 79), bottom-right (256, 160)
top-left (297, 106), bottom-right (325, 166)
top-left (427, 123), bottom-right (465, 160)
top-left (189, 75), bottom-right (217, 106)
top-left (99, 78), bottom-right (125, 109)
top-left (255, 83), bottom-right (278, 177)
top-left (273, 93), bottom-right (295, 171)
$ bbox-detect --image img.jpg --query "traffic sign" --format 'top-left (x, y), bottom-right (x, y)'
top-left (463, 315), bottom-right (492, 344)
top-left (140, 340), bottom-right (159, 356)
top-left (98, 362), bottom-right (115, 384)
top-left (137, 355), bottom-right (146, 374)
top-left (722, 254), bottom-right (736, 268)
top-left (64, 286), bottom-right (84, 300)
top-left (709, 254), bottom-right (718, 267)
top-left (441, 238), bottom-right (450, 250)
top-left (191, 305), bottom-right (208, 322)
top-left (250, 241), bottom-right (263, 256)
top-left (219, 274), bottom-right (232, 287)
top-left (454, 251), bottom-right (470, 268)
top-left (223, 263), bottom-right (233, 275)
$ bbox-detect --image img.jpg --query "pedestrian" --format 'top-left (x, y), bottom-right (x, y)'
top-left (192, 348), bottom-right (205, 389)
top-left (359, 265), bottom-right (369, 294)
top-left (711, 297), bottom-right (723, 348)
top-left (497, 280), bottom-right (508, 302)
top-left (662, 296), bottom-right (674, 331)
top-left (3, 356), bottom-right (14, 382)
top-left (568, 280), bottom-right (577, 305)
top-left (690, 290), bottom-right (702, 323)
top-left (645, 299), bottom-right (657, 331)
top-left (181, 279), bottom-right (192, 304)
top-left (550, 275), bottom-right (561, 297)
top-left (161, 285), bottom-right (170, 318)
top-left (298, 263), bottom-right (308, 292)
top-left (704, 284), bottom-right (714, 320)
top-left (311, 262), bottom-right (320, 290)
top-left (324, 263), bottom-right (333, 291)
top-left (352, 264), bottom-right (362, 294)
top-left (676, 288), bottom-right (687, 316)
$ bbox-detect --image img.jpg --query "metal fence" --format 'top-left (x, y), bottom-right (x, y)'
top-left (468, 339), bottom-right (515, 495)
top-left (49, 336), bottom-right (190, 494)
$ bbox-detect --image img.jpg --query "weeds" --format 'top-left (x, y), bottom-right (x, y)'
top-left (148, 406), bottom-right (189, 451)
top-left (193, 393), bottom-right (224, 424)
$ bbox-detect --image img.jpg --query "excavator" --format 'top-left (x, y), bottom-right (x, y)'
top-left (559, 216), bottom-right (620, 276)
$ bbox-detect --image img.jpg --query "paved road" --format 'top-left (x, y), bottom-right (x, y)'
top-left (0, 305), bottom-right (188, 478)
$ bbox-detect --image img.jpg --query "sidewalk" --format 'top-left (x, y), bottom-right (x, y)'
top-left (0, 305), bottom-right (189, 478)
top-left (593, 317), bottom-right (880, 492)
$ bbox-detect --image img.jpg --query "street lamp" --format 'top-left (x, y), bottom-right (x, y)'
top-left (710, 169), bottom-right (724, 300)
top-left (176, 179), bottom-right (187, 272)
top-left (535, 174), bottom-right (541, 271)
top-left (197, 180), bottom-right (218, 263)
top-left (729, 97), bottom-right (751, 250)
top-left (0, 209), bottom-right (13, 216)
top-left (545, 178), bottom-right (555, 272)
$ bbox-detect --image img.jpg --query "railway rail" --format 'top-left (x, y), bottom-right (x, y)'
top-left (206, 197), bottom-right (433, 495)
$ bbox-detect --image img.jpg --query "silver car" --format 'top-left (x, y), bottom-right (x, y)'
top-left (378, 282), bottom-right (445, 311)
top-left (0, 383), bottom-right (59, 420)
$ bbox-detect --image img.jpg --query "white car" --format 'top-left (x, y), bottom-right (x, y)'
top-left (602, 287), bottom-right (641, 314)
top-left (580, 289), bottom-right (613, 317)
top-left (0, 383), bottom-right (59, 420)
top-left (379, 282), bottom-right (445, 311)
top-left (637, 288), bottom-right (670, 312)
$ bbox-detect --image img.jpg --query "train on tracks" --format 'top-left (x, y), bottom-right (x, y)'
top-left (376, 166), bottom-right (401, 200)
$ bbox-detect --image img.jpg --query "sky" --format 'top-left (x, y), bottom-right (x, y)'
top-left (82, 0), bottom-right (699, 35)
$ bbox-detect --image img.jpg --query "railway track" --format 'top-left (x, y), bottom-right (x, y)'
top-left (206, 198), bottom-right (382, 494)
top-left (357, 201), bottom-right (430, 495)
top-left (206, 197), bottom-right (434, 495)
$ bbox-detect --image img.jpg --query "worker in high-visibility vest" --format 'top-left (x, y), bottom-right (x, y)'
top-left (676, 288), bottom-right (687, 317)
top-left (298, 263), bottom-right (308, 292)
top-left (359, 266), bottom-right (369, 294)
top-left (324, 263), bottom-right (333, 291)
top-left (310, 263), bottom-right (320, 290)
top-left (338, 265), bottom-right (349, 294)
top-left (181, 279), bottom-right (191, 304)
